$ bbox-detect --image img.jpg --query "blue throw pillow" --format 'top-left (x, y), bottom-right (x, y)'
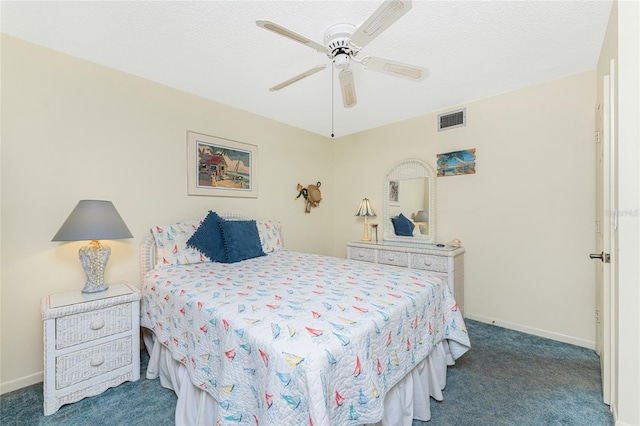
top-left (218, 219), bottom-right (266, 263)
top-left (391, 213), bottom-right (415, 237)
top-left (186, 211), bottom-right (226, 262)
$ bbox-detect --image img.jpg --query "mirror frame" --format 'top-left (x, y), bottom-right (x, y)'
top-left (383, 158), bottom-right (436, 244)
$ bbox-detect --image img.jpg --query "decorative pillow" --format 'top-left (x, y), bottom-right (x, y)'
top-left (256, 220), bottom-right (283, 253)
top-left (186, 211), bottom-right (227, 263)
top-left (218, 219), bottom-right (266, 263)
top-left (151, 218), bottom-right (208, 268)
top-left (391, 213), bottom-right (415, 237)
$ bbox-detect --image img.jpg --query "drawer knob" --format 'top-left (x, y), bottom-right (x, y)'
top-left (388, 256), bottom-right (395, 261)
top-left (90, 318), bottom-right (105, 330)
top-left (423, 260), bottom-right (432, 266)
top-left (358, 253), bottom-right (364, 258)
top-left (90, 355), bottom-right (105, 367)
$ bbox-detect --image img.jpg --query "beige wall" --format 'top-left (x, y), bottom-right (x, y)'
top-left (1, 33), bottom-right (607, 396)
top-left (0, 35), bottom-right (334, 392)
top-left (333, 70), bottom-right (597, 349)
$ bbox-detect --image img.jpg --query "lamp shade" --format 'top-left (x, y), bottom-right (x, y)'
top-left (355, 198), bottom-right (376, 217)
top-left (414, 210), bottom-right (429, 223)
top-left (52, 200), bottom-right (133, 242)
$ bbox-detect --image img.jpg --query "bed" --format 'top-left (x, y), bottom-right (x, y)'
top-left (140, 213), bottom-right (470, 425)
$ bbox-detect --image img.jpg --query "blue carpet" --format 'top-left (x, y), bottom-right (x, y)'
top-left (0, 320), bottom-right (613, 425)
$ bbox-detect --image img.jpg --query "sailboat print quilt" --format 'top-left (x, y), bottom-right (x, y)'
top-left (141, 250), bottom-right (470, 426)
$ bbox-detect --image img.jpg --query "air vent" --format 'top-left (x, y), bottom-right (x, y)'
top-left (438, 108), bottom-right (466, 131)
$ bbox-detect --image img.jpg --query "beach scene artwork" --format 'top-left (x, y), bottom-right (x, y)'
top-left (437, 148), bottom-right (476, 177)
top-left (197, 141), bottom-right (252, 190)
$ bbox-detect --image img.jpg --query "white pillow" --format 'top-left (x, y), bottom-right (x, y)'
top-left (151, 219), bottom-right (209, 268)
top-left (256, 220), bottom-right (283, 253)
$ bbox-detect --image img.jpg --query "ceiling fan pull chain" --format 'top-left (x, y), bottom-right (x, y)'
top-left (331, 66), bottom-right (335, 138)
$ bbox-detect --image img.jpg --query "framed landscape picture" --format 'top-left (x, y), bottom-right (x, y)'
top-left (187, 131), bottom-right (258, 197)
top-left (437, 148), bottom-right (476, 177)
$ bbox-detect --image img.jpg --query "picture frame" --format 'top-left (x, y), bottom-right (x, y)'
top-left (187, 131), bottom-right (258, 198)
top-left (437, 148), bottom-right (476, 177)
top-left (389, 180), bottom-right (400, 206)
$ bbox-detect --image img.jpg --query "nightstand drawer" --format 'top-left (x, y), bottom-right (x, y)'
top-left (411, 254), bottom-right (448, 273)
top-left (55, 336), bottom-right (132, 389)
top-left (349, 247), bottom-right (376, 263)
top-left (56, 303), bottom-right (132, 350)
top-left (378, 250), bottom-right (409, 267)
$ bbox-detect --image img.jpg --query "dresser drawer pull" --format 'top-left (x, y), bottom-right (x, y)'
top-left (89, 318), bottom-right (105, 330)
top-left (387, 256), bottom-right (395, 261)
top-left (423, 259), bottom-right (432, 266)
top-left (90, 355), bottom-right (105, 367)
top-left (358, 253), bottom-right (364, 258)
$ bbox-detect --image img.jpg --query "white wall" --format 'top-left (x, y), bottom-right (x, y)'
top-left (332, 70), bottom-right (597, 349)
top-left (0, 35), bottom-right (334, 392)
top-left (598, 1), bottom-right (640, 424)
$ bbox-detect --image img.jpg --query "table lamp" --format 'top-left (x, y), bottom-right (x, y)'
top-left (355, 198), bottom-right (376, 242)
top-left (52, 200), bottom-right (133, 293)
top-left (413, 210), bottom-right (429, 234)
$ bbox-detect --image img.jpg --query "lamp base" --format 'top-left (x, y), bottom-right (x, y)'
top-left (362, 223), bottom-right (371, 242)
top-left (82, 282), bottom-right (109, 294)
top-left (78, 241), bottom-right (110, 293)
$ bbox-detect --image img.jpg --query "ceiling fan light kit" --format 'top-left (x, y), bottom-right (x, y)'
top-left (256, 0), bottom-right (427, 113)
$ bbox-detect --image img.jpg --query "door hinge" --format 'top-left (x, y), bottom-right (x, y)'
top-left (595, 131), bottom-right (601, 143)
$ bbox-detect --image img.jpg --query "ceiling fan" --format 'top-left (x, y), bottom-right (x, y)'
top-left (256, 0), bottom-right (428, 109)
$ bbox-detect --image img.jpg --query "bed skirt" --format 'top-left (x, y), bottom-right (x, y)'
top-left (143, 329), bottom-right (456, 426)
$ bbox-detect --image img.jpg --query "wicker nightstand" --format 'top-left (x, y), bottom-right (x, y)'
top-left (40, 282), bottom-right (141, 415)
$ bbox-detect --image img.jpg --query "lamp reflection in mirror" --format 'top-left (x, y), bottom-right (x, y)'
top-left (413, 210), bottom-right (429, 234)
top-left (52, 200), bottom-right (133, 293)
top-left (355, 198), bottom-right (376, 242)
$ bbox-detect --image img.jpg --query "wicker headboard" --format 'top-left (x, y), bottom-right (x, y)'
top-left (139, 212), bottom-right (252, 282)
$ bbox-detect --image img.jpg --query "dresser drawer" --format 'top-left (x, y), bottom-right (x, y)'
top-left (56, 303), bottom-right (132, 350)
top-left (377, 250), bottom-right (409, 267)
top-left (55, 336), bottom-right (132, 389)
top-left (349, 246), bottom-right (376, 263)
top-left (411, 254), bottom-right (448, 273)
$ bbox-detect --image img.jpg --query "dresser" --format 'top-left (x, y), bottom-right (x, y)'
top-left (347, 241), bottom-right (465, 314)
top-left (40, 282), bottom-right (141, 415)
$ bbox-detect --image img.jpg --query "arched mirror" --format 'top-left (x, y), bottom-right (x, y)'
top-left (383, 159), bottom-right (436, 244)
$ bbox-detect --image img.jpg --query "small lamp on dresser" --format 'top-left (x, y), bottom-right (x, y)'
top-left (52, 200), bottom-right (133, 293)
top-left (355, 198), bottom-right (376, 242)
top-left (413, 210), bottom-right (429, 235)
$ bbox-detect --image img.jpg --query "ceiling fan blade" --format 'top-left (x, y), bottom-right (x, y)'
top-left (350, 0), bottom-right (412, 49)
top-left (269, 65), bottom-right (327, 92)
top-left (339, 69), bottom-right (357, 108)
top-left (256, 20), bottom-right (326, 53)
top-left (362, 56), bottom-right (428, 81)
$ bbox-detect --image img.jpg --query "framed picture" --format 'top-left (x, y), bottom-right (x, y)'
top-left (187, 131), bottom-right (258, 198)
top-left (437, 148), bottom-right (476, 177)
top-left (389, 180), bottom-right (400, 206)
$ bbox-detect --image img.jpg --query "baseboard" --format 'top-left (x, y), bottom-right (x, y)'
top-left (465, 313), bottom-right (596, 350)
top-left (612, 404), bottom-right (631, 426)
top-left (0, 371), bottom-right (43, 395)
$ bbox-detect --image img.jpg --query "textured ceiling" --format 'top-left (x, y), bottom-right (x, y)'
top-left (1, 1), bottom-right (613, 138)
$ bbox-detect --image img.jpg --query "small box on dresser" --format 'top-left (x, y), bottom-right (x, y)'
top-left (40, 282), bottom-right (141, 415)
top-left (347, 241), bottom-right (465, 315)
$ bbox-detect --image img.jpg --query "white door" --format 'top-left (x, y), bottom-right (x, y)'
top-left (593, 60), bottom-right (616, 406)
